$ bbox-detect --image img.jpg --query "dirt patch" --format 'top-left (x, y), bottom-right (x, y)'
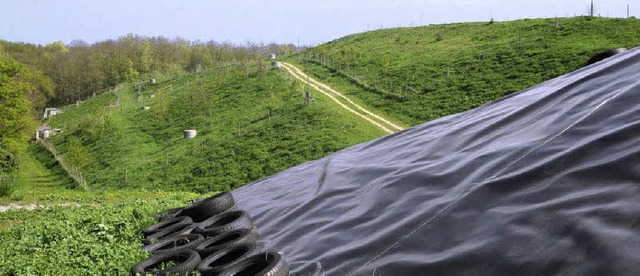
top-left (0, 202), bottom-right (83, 212)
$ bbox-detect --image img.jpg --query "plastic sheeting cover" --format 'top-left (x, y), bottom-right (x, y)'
top-left (233, 47), bottom-right (640, 275)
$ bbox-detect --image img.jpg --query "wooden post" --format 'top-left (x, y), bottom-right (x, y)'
top-left (304, 88), bottom-right (312, 107)
top-left (125, 169), bottom-right (128, 182)
top-left (555, 17), bottom-right (559, 30)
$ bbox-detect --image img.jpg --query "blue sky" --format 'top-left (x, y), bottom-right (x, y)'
top-left (0, 0), bottom-right (635, 46)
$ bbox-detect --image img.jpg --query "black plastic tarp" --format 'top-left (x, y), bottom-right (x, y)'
top-left (232, 47), bottom-right (640, 276)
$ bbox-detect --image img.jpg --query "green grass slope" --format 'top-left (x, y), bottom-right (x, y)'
top-left (285, 17), bottom-right (640, 125)
top-left (47, 62), bottom-right (386, 192)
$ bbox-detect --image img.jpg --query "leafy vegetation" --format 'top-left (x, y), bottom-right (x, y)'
top-left (0, 54), bottom-right (39, 192)
top-left (287, 17), bottom-right (640, 125)
top-left (0, 191), bottom-right (200, 275)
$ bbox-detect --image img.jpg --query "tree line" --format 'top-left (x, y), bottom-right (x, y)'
top-left (0, 35), bottom-right (296, 184)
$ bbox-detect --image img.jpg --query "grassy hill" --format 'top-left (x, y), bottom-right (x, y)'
top-left (284, 16), bottom-right (640, 125)
top-left (46, 62), bottom-right (386, 192)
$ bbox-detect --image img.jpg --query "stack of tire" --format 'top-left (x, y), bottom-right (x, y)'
top-left (131, 192), bottom-right (289, 276)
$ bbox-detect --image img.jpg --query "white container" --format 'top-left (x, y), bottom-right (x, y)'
top-left (184, 130), bottom-right (197, 139)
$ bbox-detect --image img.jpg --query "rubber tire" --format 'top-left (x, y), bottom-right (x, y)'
top-left (130, 249), bottom-right (201, 276)
top-left (196, 243), bottom-right (257, 276)
top-left (195, 228), bottom-right (258, 258)
top-left (143, 216), bottom-right (193, 238)
top-left (213, 251), bottom-right (289, 276)
top-left (175, 192), bottom-right (235, 223)
top-left (585, 48), bottom-right (627, 66)
top-left (144, 223), bottom-right (197, 245)
top-left (143, 234), bottom-right (205, 255)
top-left (193, 210), bottom-right (253, 238)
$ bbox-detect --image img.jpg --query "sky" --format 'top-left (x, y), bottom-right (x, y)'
top-left (0, 0), bottom-right (635, 46)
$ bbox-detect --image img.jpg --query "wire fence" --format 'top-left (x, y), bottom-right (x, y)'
top-left (40, 139), bottom-right (89, 191)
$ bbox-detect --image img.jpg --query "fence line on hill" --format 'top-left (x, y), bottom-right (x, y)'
top-left (40, 140), bottom-right (89, 191)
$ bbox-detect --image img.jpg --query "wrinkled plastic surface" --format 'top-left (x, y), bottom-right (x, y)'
top-left (233, 47), bottom-right (640, 276)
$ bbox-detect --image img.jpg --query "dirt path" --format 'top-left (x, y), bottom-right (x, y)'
top-left (0, 203), bottom-right (83, 212)
top-left (281, 62), bottom-right (405, 134)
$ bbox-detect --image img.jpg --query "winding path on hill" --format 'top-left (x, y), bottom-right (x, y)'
top-left (280, 62), bottom-right (405, 134)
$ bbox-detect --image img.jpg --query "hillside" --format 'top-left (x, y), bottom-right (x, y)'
top-left (46, 62), bottom-right (386, 192)
top-left (285, 16), bottom-right (640, 125)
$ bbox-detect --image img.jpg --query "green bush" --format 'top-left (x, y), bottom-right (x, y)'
top-left (0, 178), bottom-right (15, 197)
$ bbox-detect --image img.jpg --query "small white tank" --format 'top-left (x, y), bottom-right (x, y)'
top-left (184, 130), bottom-right (197, 139)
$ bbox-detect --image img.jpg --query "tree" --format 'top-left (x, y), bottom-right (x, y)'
top-left (0, 54), bottom-right (35, 156)
top-left (139, 38), bottom-right (153, 75)
top-left (65, 136), bottom-right (91, 169)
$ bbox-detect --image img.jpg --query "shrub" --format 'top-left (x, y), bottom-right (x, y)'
top-left (0, 177), bottom-right (15, 197)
